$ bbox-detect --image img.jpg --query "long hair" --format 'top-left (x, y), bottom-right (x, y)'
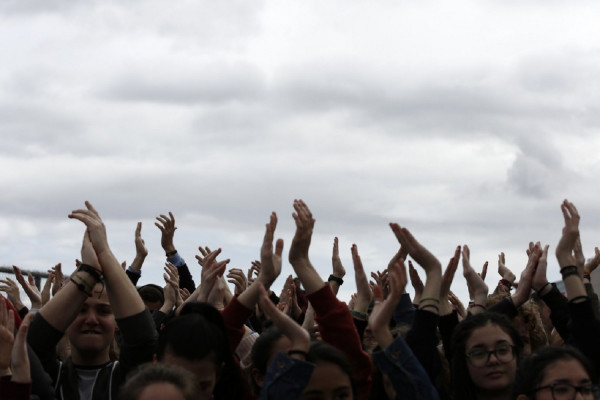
top-left (514, 346), bottom-right (597, 398)
top-left (450, 312), bottom-right (523, 399)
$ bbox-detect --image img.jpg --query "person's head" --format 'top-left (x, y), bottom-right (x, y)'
top-left (118, 363), bottom-right (200, 400)
top-left (487, 294), bottom-right (547, 355)
top-left (137, 284), bottom-right (164, 311)
top-left (514, 346), bottom-right (598, 400)
top-left (303, 341), bottom-right (355, 400)
top-left (66, 282), bottom-right (117, 365)
top-left (250, 326), bottom-right (291, 392)
top-left (157, 302), bottom-right (245, 399)
top-left (451, 312), bottom-right (523, 399)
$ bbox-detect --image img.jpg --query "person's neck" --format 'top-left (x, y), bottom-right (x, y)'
top-left (476, 387), bottom-right (512, 400)
top-left (70, 349), bottom-right (110, 367)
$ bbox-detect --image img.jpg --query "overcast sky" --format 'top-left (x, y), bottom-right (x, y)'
top-left (2, 0), bottom-right (600, 304)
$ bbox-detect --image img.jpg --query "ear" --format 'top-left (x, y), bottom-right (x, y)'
top-left (251, 367), bottom-right (264, 388)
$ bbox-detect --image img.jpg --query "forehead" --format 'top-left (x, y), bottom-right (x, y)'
top-left (302, 361), bottom-right (352, 395)
top-left (466, 323), bottom-right (512, 349)
top-left (82, 286), bottom-right (111, 308)
top-left (540, 359), bottom-right (590, 385)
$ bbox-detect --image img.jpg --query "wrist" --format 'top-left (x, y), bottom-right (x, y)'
top-left (165, 249), bottom-right (177, 257)
top-left (328, 274), bottom-right (344, 285)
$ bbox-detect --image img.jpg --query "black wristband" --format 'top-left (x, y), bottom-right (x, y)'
top-left (166, 250), bottom-right (177, 257)
top-left (287, 349), bottom-right (308, 358)
top-left (78, 264), bottom-right (103, 282)
top-left (70, 277), bottom-right (93, 297)
top-left (568, 295), bottom-right (588, 304)
top-left (328, 274), bottom-right (344, 285)
top-left (560, 265), bottom-right (579, 278)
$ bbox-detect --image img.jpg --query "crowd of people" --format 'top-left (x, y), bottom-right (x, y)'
top-left (0, 198), bottom-right (599, 399)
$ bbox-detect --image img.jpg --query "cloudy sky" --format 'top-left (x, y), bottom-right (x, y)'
top-left (2, 0), bottom-right (600, 304)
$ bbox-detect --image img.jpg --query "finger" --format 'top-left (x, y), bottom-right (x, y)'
top-left (169, 211), bottom-right (175, 224)
top-left (28, 273), bottom-right (35, 286)
top-left (275, 239), bottom-right (284, 257)
top-left (480, 261), bottom-right (488, 280)
top-left (333, 237), bottom-right (339, 257)
top-left (136, 222), bottom-right (142, 237)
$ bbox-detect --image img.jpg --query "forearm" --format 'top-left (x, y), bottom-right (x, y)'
top-left (38, 273), bottom-right (91, 331)
top-left (99, 250), bottom-right (145, 318)
top-left (291, 259), bottom-right (324, 295)
top-left (129, 254), bottom-right (146, 273)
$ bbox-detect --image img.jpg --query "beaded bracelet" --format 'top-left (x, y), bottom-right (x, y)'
top-left (560, 266), bottom-right (579, 278)
top-left (351, 310), bottom-right (368, 320)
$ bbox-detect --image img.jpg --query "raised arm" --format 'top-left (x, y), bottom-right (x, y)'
top-left (126, 222), bottom-right (148, 285)
top-left (461, 245), bottom-right (489, 315)
top-left (155, 212), bottom-right (196, 292)
top-left (555, 200), bottom-right (587, 301)
top-left (69, 201), bottom-right (145, 318)
top-left (329, 237), bottom-right (346, 295)
top-left (351, 244), bottom-right (372, 315)
top-left (288, 200), bottom-right (324, 294)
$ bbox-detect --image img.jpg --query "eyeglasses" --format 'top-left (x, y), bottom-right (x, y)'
top-left (465, 343), bottom-right (515, 367)
top-left (533, 382), bottom-right (600, 400)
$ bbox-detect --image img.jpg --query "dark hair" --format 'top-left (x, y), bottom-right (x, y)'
top-left (450, 312), bottom-right (523, 399)
top-left (118, 363), bottom-right (199, 400)
top-left (251, 326), bottom-right (284, 375)
top-left (514, 346), bottom-right (597, 397)
top-left (157, 302), bottom-right (246, 399)
top-left (137, 284), bottom-right (164, 305)
top-left (307, 341), bottom-right (357, 399)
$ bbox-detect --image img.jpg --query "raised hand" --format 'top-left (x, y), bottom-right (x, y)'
top-left (389, 223), bottom-right (442, 273)
top-left (130, 222), bottom-right (148, 273)
top-left (12, 266), bottom-right (42, 309)
top-left (197, 248), bottom-right (229, 302)
top-left (332, 237), bottom-right (346, 279)
top-left (135, 222), bottom-right (148, 258)
top-left (51, 263), bottom-right (64, 296)
top-left (532, 243), bottom-right (551, 294)
top-left (479, 261), bottom-right (488, 281)
top-left (226, 268), bottom-right (248, 296)
top-left (498, 252), bottom-right (516, 285)
top-left (448, 291), bottom-right (466, 319)
top-left (584, 247), bottom-right (600, 276)
top-left (462, 245), bottom-right (488, 313)
top-left (279, 275), bottom-right (294, 305)
top-left (390, 223), bottom-right (442, 312)
top-left (155, 211), bottom-right (177, 254)
top-left (80, 230), bottom-right (101, 269)
top-left (257, 283), bottom-right (310, 357)
top-left (369, 260), bottom-right (407, 348)
top-left (0, 277), bottom-right (24, 311)
top-left (10, 312), bottom-right (33, 383)
top-left (351, 244), bottom-right (373, 313)
top-left (0, 297), bottom-right (15, 373)
top-left (440, 246), bottom-right (461, 315)
top-left (259, 212), bottom-right (284, 287)
top-left (162, 262), bottom-right (180, 310)
top-left (247, 261), bottom-right (260, 286)
top-left (41, 271), bottom-right (54, 306)
top-left (511, 243), bottom-right (541, 307)
top-left (555, 199), bottom-right (580, 267)
top-left (289, 200), bottom-right (314, 264)
top-left (68, 201), bottom-right (110, 257)
top-left (408, 261), bottom-right (424, 304)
